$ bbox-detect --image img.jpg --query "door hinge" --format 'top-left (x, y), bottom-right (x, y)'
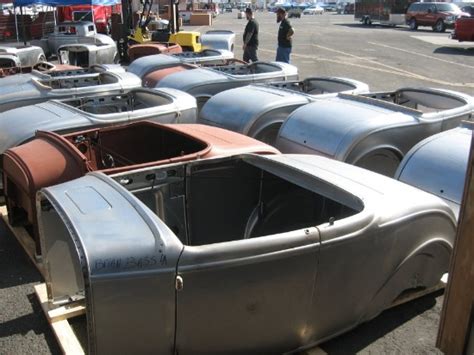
top-left (175, 275), bottom-right (184, 291)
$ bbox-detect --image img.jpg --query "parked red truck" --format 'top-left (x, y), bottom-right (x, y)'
top-left (452, 17), bottom-right (474, 42)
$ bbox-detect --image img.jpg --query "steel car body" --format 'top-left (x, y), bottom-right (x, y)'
top-left (57, 42), bottom-right (118, 67)
top-left (38, 153), bottom-right (455, 354)
top-left (0, 87), bottom-right (197, 154)
top-left (0, 68), bottom-right (140, 113)
top-left (0, 45), bottom-right (46, 68)
top-left (395, 124), bottom-right (472, 219)
top-left (2, 122), bottom-right (278, 254)
top-left (31, 21), bottom-right (116, 58)
top-left (275, 87), bottom-right (474, 176)
top-left (201, 30), bottom-right (236, 52)
top-left (153, 61), bottom-right (299, 109)
top-left (0, 63), bottom-right (124, 86)
top-left (128, 42), bottom-right (183, 62)
top-left (198, 77), bottom-right (369, 145)
top-left (127, 49), bottom-right (235, 79)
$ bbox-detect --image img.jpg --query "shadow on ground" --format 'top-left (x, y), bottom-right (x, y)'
top-left (319, 289), bottom-right (442, 354)
top-left (434, 46), bottom-right (474, 55)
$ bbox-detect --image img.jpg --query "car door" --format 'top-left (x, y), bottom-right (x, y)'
top-left (175, 229), bottom-right (320, 354)
top-left (424, 4), bottom-right (436, 25)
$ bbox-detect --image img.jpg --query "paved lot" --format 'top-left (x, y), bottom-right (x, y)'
top-left (209, 11), bottom-right (474, 96)
top-left (1, 11), bottom-right (473, 354)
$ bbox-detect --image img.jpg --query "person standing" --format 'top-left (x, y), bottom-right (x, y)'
top-left (243, 7), bottom-right (259, 62)
top-left (275, 7), bottom-right (294, 63)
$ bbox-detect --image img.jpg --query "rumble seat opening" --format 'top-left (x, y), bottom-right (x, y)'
top-left (363, 89), bottom-right (468, 113)
top-left (63, 90), bottom-right (173, 114)
top-left (120, 158), bottom-right (360, 246)
top-left (37, 73), bottom-right (118, 89)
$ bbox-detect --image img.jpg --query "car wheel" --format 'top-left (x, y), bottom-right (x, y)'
top-left (409, 18), bottom-right (418, 30)
top-left (363, 16), bottom-right (371, 26)
top-left (433, 19), bottom-right (446, 32)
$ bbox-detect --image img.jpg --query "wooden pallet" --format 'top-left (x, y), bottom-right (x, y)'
top-left (34, 284), bottom-right (86, 355)
top-left (0, 205), bottom-right (46, 278)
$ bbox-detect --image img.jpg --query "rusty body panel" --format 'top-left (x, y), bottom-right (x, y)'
top-left (128, 43), bottom-right (183, 62)
top-left (142, 64), bottom-right (195, 87)
top-left (2, 121), bottom-right (278, 255)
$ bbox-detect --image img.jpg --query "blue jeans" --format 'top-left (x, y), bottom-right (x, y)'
top-left (276, 46), bottom-right (291, 63)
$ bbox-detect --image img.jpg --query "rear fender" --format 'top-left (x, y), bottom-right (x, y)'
top-left (362, 238), bottom-right (452, 322)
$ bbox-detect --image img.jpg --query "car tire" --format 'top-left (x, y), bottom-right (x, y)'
top-left (363, 17), bottom-right (372, 26)
top-left (409, 18), bottom-right (418, 30)
top-left (433, 19), bottom-right (446, 32)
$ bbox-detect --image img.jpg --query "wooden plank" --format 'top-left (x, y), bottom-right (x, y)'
top-left (34, 284), bottom-right (85, 355)
top-left (437, 130), bottom-right (474, 354)
top-left (0, 206), bottom-right (45, 278)
top-left (388, 276), bottom-right (447, 310)
top-left (51, 320), bottom-right (85, 355)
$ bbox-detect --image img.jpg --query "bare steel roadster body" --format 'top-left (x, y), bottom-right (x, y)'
top-left (395, 124), bottom-right (473, 219)
top-left (38, 153), bottom-right (455, 354)
top-left (275, 87), bottom-right (474, 176)
top-left (0, 67), bottom-right (140, 113)
top-left (0, 87), bottom-right (197, 154)
top-left (151, 61), bottom-right (299, 109)
top-left (198, 77), bottom-right (370, 144)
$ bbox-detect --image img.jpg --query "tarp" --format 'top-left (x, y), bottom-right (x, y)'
top-left (13, 0), bottom-right (120, 6)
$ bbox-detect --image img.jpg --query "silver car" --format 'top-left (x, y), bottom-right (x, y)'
top-left (0, 67), bottom-right (140, 113)
top-left (276, 87), bottom-right (474, 176)
top-left (38, 153), bottom-right (455, 354)
top-left (127, 49), bottom-right (235, 79)
top-left (395, 123), bottom-right (472, 219)
top-left (0, 88), bottom-right (197, 154)
top-left (152, 61), bottom-right (299, 109)
top-left (198, 77), bottom-right (370, 144)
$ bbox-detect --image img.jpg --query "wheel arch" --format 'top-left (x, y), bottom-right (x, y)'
top-left (361, 238), bottom-right (452, 322)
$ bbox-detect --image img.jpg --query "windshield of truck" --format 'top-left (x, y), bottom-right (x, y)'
top-left (436, 3), bottom-right (459, 12)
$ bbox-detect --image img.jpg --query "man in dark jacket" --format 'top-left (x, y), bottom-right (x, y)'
top-left (275, 7), bottom-right (294, 63)
top-left (243, 7), bottom-right (259, 62)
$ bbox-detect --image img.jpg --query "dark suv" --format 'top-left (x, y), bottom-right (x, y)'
top-left (405, 2), bottom-right (469, 32)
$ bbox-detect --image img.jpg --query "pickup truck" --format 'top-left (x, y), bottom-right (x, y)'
top-left (31, 21), bottom-right (118, 65)
top-left (452, 16), bottom-right (474, 42)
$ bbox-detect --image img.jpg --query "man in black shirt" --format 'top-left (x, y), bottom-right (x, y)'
top-left (243, 7), bottom-right (259, 62)
top-left (276, 7), bottom-right (294, 63)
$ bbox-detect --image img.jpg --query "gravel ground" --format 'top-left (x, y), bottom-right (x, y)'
top-left (1, 11), bottom-right (472, 354)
